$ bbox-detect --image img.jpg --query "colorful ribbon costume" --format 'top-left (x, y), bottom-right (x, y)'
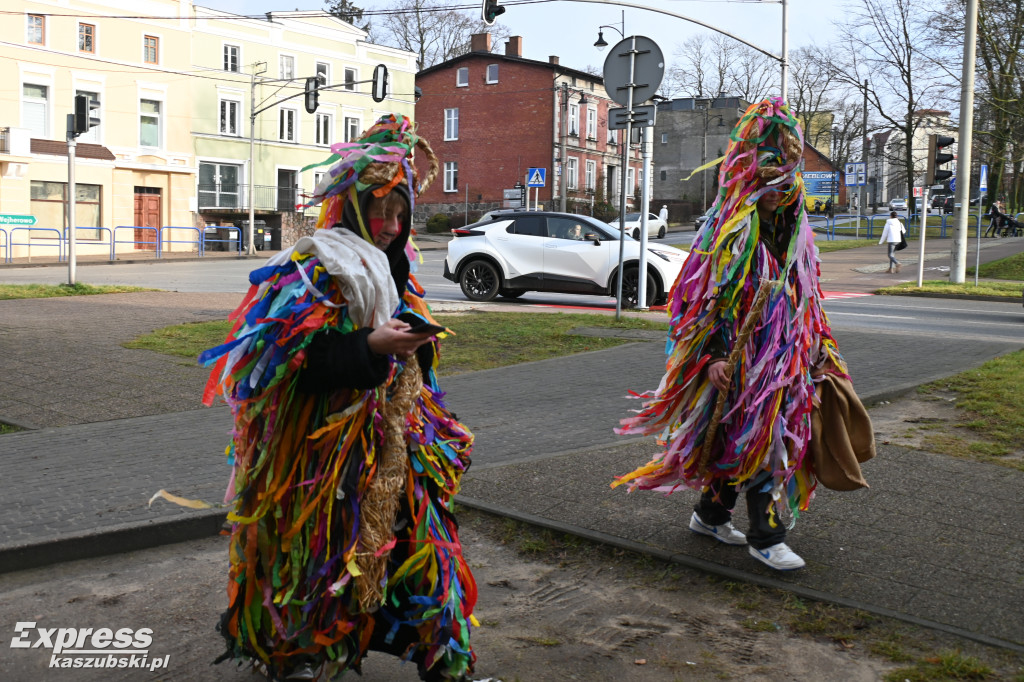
top-left (614, 99), bottom-right (847, 529)
top-left (201, 115), bottom-right (475, 681)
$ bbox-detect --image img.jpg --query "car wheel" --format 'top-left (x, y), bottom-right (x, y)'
top-left (459, 260), bottom-right (501, 302)
top-left (657, 226), bottom-right (666, 239)
top-left (498, 288), bottom-right (525, 299)
top-left (632, 228), bottom-right (641, 240)
top-left (622, 268), bottom-right (658, 309)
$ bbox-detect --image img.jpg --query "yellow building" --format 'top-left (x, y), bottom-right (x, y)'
top-left (189, 8), bottom-right (418, 250)
top-left (0, 0), bottom-right (195, 260)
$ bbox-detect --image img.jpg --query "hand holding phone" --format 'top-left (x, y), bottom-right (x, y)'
top-left (405, 321), bottom-right (447, 336)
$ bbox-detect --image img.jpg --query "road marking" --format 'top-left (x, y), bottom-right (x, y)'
top-left (821, 291), bottom-right (873, 300)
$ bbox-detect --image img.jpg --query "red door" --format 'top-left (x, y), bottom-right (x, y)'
top-left (133, 193), bottom-right (160, 250)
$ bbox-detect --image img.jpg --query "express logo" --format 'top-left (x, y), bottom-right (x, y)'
top-left (10, 622), bottom-right (169, 671)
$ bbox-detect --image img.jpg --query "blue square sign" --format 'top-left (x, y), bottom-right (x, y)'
top-left (527, 168), bottom-right (546, 187)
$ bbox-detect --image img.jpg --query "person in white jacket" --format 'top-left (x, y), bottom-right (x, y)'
top-left (879, 211), bottom-right (906, 273)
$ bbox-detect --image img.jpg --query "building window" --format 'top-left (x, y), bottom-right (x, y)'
top-left (279, 55), bottom-right (294, 79)
top-left (660, 170), bottom-right (667, 181)
top-left (586, 108), bottom-right (597, 139)
top-left (585, 160), bottom-right (596, 192)
top-left (224, 44), bottom-right (240, 72)
top-left (444, 162), bottom-right (458, 192)
top-left (486, 64), bottom-right (499, 83)
top-left (607, 128), bottom-right (617, 145)
top-left (22, 83), bottom-right (49, 138)
top-left (139, 99), bottom-right (161, 147)
top-left (566, 157), bottom-right (578, 190)
top-left (143, 35), bottom-right (159, 64)
top-left (568, 103), bottom-right (579, 136)
top-left (76, 90), bottom-right (100, 143)
top-left (279, 108), bottom-right (296, 142)
top-left (626, 166), bottom-right (635, 194)
top-left (344, 68), bottom-right (357, 91)
top-left (456, 67), bottom-right (468, 87)
top-left (31, 181), bottom-right (102, 239)
top-left (316, 62), bottom-right (330, 86)
top-left (661, 132), bottom-right (668, 144)
top-left (79, 23), bottom-right (95, 53)
top-left (198, 162), bottom-right (241, 209)
top-left (444, 108), bottom-right (458, 140)
top-left (219, 99), bottom-right (240, 136)
top-left (344, 116), bottom-right (360, 142)
top-left (313, 171), bottom-right (325, 191)
top-left (27, 14), bottom-right (45, 45)
top-left (315, 113), bottom-right (332, 146)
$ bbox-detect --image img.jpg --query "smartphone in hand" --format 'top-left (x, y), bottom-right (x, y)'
top-left (405, 321), bottom-right (447, 335)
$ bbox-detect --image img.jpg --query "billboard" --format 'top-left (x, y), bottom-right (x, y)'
top-left (803, 171), bottom-right (839, 213)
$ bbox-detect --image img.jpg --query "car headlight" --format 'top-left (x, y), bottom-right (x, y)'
top-left (649, 248), bottom-right (687, 263)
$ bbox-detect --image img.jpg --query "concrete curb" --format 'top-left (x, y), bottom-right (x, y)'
top-left (877, 291), bottom-right (1021, 303)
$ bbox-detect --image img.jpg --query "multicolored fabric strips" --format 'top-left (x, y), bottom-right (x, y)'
top-left (200, 253), bottom-right (475, 680)
top-left (614, 98), bottom-right (847, 528)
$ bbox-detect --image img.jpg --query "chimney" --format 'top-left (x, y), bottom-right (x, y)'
top-left (470, 33), bottom-right (492, 53)
top-left (548, 56), bottom-right (559, 65)
top-left (505, 36), bottom-right (523, 57)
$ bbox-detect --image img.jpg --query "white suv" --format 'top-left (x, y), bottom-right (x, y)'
top-left (443, 211), bottom-right (687, 306)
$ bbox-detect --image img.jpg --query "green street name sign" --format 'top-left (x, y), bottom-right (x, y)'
top-left (0, 214), bottom-right (37, 226)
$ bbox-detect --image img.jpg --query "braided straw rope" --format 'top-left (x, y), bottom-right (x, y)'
top-left (355, 361), bottom-right (423, 612)
top-left (358, 136), bottom-right (439, 196)
top-left (697, 278), bottom-right (776, 474)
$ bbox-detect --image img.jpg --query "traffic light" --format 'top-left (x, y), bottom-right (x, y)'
top-left (926, 133), bottom-right (955, 186)
top-left (73, 94), bottom-right (100, 136)
top-left (481, 0), bottom-right (505, 26)
top-left (304, 76), bottom-right (321, 114)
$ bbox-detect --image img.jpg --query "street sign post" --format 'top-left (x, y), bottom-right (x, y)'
top-left (526, 168), bottom-right (546, 187)
top-left (0, 214), bottom-right (37, 226)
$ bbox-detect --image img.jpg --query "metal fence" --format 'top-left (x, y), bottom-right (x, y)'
top-left (197, 184), bottom-right (304, 212)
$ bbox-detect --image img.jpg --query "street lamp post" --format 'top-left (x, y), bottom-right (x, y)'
top-left (593, 11), bottom-right (625, 50)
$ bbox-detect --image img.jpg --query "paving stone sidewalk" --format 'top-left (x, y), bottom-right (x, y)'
top-left (1, 241), bottom-right (1024, 653)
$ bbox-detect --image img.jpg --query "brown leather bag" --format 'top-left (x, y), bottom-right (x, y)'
top-left (809, 374), bottom-right (876, 491)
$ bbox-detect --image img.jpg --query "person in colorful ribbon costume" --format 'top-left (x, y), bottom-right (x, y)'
top-left (200, 114), bottom-right (476, 680)
top-left (614, 98), bottom-right (847, 571)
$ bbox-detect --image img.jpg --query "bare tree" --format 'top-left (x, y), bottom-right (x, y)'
top-left (661, 33), bottom-right (777, 101)
top-left (324, 0), bottom-right (369, 30)
top-left (369, 0), bottom-right (510, 70)
top-left (833, 0), bottom-right (954, 201)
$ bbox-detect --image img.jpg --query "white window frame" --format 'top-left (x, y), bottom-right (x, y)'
top-left (279, 54), bottom-right (295, 80)
top-left (456, 67), bottom-right (469, 87)
top-left (486, 64), bottom-right (499, 84)
top-left (22, 82), bottom-right (50, 139)
top-left (661, 132), bottom-right (668, 144)
top-left (626, 166), bottom-right (636, 195)
top-left (316, 62), bottom-right (330, 86)
top-left (444, 108), bottom-right (459, 141)
top-left (279, 107), bottom-right (297, 142)
top-left (139, 98), bottom-right (163, 149)
top-left (315, 112), bottom-right (332, 146)
top-left (313, 171), bottom-right (326, 192)
top-left (585, 160), bottom-right (596, 192)
top-left (566, 156), bottom-right (578, 190)
top-left (344, 67), bottom-right (357, 91)
top-left (607, 128), bottom-right (617, 144)
top-left (443, 161), bottom-right (458, 192)
top-left (218, 97), bottom-right (241, 136)
top-left (223, 44), bottom-right (241, 72)
top-left (586, 107), bottom-right (597, 139)
top-left (343, 116), bottom-right (361, 142)
top-left (568, 103), bottom-right (579, 136)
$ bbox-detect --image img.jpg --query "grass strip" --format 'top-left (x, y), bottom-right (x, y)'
top-left (0, 283), bottom-right (153, 300)
top-left (875, 280), bottom-right (1023, 298)
top-left (124, 311), bottom-right (671, 376)
top-left (815, 238), bottom-right (877, 253)
top-left (967, 250), bottom-right (1024, 281)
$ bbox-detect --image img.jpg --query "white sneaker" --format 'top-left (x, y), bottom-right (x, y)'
top-left (689, 512), bottom-right (747, 545)
top-left (749, 543), bottom-right (805, 570)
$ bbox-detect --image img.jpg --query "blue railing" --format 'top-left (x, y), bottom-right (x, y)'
top-left (818, 212), bottom-right (987, 241)
top-left (0, 227), bottom-right (7, 263)
top-left (7, 227), bottom-right (65, 263)
top-left (159, 226), bottom-right (202, 257)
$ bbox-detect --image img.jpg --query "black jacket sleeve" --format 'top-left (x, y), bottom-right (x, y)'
top-left (296, 327), bottom-right (390, 393)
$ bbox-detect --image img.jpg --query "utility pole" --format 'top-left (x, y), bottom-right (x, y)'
top-left (66, 114), bottom-right (77, 285)
top-left (246, 62), bottom-right (266, 256)
top-left (559, 82), bottom-right (568, 213)
top-left (949, 0), bottom-right (978, 284)
top-left (860, 80), bottom-right (868, 224)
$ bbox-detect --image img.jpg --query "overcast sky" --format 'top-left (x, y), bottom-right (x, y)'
top-left (196, 0), bottom-right (850, 87)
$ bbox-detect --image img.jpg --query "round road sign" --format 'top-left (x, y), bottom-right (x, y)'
top-left (602, 36), bottom-right (665, 107)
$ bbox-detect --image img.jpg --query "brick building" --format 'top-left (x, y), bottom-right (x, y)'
top-left (414, 33), bottom-right (641, 224)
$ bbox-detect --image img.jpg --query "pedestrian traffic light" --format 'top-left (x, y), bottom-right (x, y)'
top-left (926, 133), bottom-right (955, 186)
top-left (481, 0), bottom-right (505, 26)
top-left (73, 94), bottom-right (100, 136)
top-left (304, 76), bottom-right (321, 114)
top-left (372, 64), bottom-right (388, 103)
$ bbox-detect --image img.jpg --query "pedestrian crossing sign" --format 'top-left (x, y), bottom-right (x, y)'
top-left (527, 168), bottom-right (547, 187)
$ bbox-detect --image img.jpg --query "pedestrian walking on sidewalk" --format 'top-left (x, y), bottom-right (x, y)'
top-left (614, 98), bottom-right (856, 572)
top-left (984, 200), bottom-right (1005, 238)
top-left (659, 204), bottom-right (669, 225)
top-left (879, 211), bottom-right (906, 273)
top-left (200, 114), bottom-right (476, 682)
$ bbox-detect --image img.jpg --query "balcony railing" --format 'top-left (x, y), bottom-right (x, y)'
top-left (197, 184), bottom-right (306, 212)
top-left (0, 127), bottom-right (10, 155)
